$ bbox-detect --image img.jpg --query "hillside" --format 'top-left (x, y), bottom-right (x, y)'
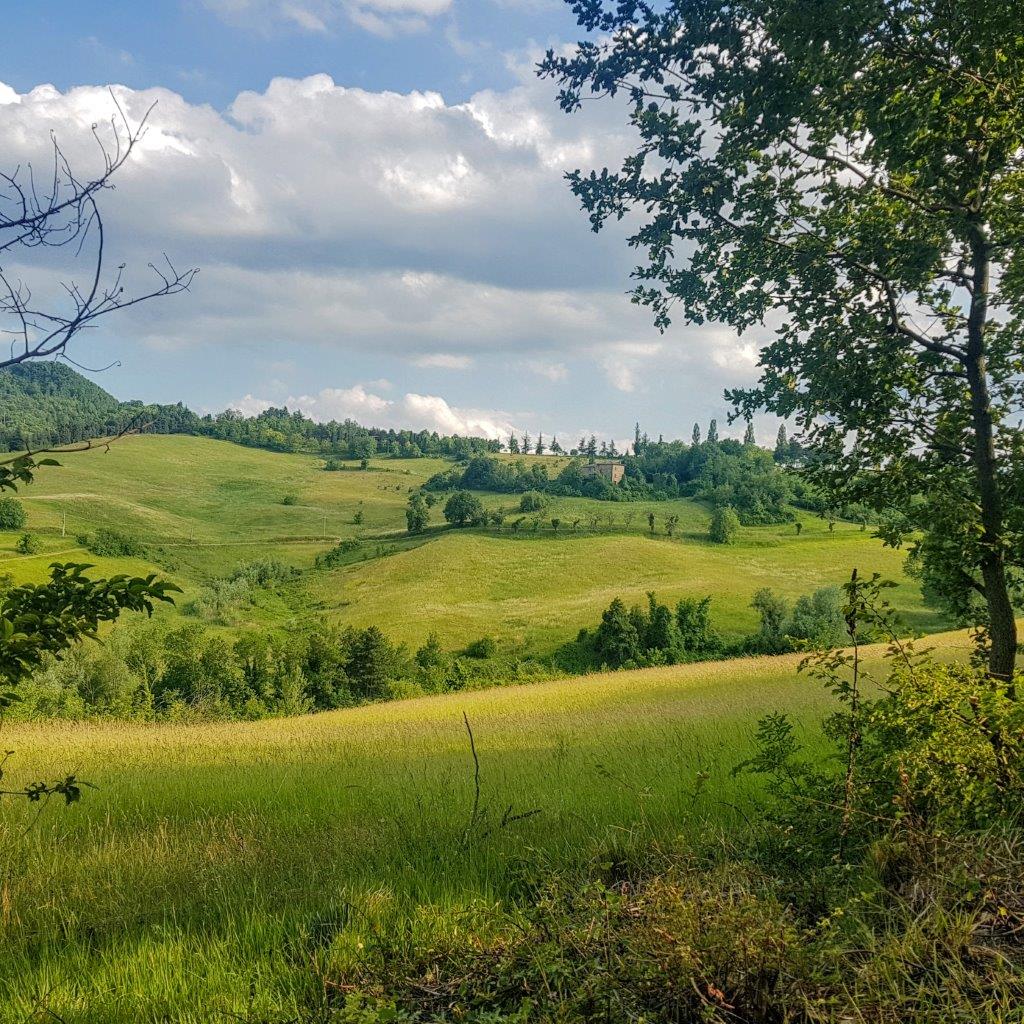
top-left (0, 433), bottom-right (945, 655)
top-left (0, 626), bottom-right (978, 1021)
top-left (0, 362), bottom-right (123, 450)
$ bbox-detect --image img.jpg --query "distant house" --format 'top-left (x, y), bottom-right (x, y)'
top-left (580, 460), bottom-right (625, 485)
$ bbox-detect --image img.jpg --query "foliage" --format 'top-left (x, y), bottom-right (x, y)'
top-left (83, 526), bottom-right (146, 559)
top-left (443, 490), bottom-right (486, 528)
top-left (518, 490), bottom-right (548, 513)
top-left (405, 492), bottom-right (429, 534)
top-left (427, 441), bottom-right (805, 517)
top-left (14, 533), bottom-right (40, 555)
top-left (540, 0), bottom-right (1024, 677)
top-left (708, 505), bottom-right (740, 545)
top-left (315, 538), bottom-right (361, 569)
top-left (0, 563), bottom-right (179, 690)
top-left (584, 592), bottom-right (726, 669)
top-left (0, 497), bottom-right (26, 530)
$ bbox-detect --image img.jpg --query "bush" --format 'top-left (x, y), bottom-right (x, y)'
top-left (281, 493), bottom-right (299, 505)
top-left (315, 538), bottom-right (361, 569)
top-left (228, 557), bottom-right (299, 588)
top-left (0, 497), bottom-right (26, 530)
top-left (15, 532), bottom-right (40, 555)
top-left (518, 490), bottom-right (549, 512)
top-left (707, 504), bottom-right (740, 544)
top-left (84, 527), bottom-right (146, 558)
top-left (463, 635), bottom-right (497, 659)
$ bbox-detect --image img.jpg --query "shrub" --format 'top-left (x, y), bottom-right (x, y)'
top-left (85, 527), bottom-right (146, 558)
top-left (281, 493), bottom-right (299, 506)
top-left (519, 490), bottom-right (549, 512)
top-left (15, 532), bottom-right (40, 555)
top-left (463, 636), bottom-right (497, 659)
top-left (0, 497), bottom-right (26, 530)
top-left (707, 504), bottom-right (740, 544)
top-left (315, 538), bottom-right (360, 569)
top-left (228, 558), bottom-right (299, 588)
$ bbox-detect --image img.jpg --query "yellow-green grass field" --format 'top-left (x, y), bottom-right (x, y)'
top-left (0, 434), bottom-right (946, 653)
top-left (0, 627), bottom-right (973, 1022)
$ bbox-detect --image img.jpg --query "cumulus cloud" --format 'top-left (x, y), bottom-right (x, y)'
top-left (232, 385), bottom-right (517, 438)
top-left (0, 68), bottom-right (764, 436)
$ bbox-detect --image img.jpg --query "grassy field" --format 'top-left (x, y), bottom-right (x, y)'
top-left (1, 434), bottom-right (945, 653)
top-left (0, 627), bottom-right (973, 1022)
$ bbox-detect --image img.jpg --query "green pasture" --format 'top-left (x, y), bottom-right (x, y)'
top-left (0, 627), bottom-right (973, 1022)
top-left (0, 434), bottom-right (946, 652)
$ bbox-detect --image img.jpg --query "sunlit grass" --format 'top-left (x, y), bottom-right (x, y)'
top-left (0, 628), bottom-right (974, 1021)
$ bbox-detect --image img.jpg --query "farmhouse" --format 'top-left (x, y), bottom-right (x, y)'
top-left (579, 460), bottom-right (625, 485)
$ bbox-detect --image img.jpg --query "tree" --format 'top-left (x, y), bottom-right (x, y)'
top-left (751, 588), bottom-right (790, 653)
top-left (535, 433), bottom-right (546, 455)
top-left (706, 419), bottom-right (718, 444)
top-left (691, 422), bottom-right (701, 447)
top-left (743, 420), bottom-right (755, 447)
top-left (774, 425), bottom-right (789, 464)
top-left (708, 505), bottom-right (740, 545)
top-left (443, 490), bottom-right (484, 527)
top-left (15, 533), bottom-right (39, 555)
top-left (541, 2), bottom-right (1024, 680)
top-left (405, 492), bottom-right (429, 534)
top-left (0, 498), bottom-right (26, 531)
top-left (508, 434), bottom-right (520, 455)
top-left (647, 511), bottom-right (656, 535)
top-left (665, 514), bottom-right (680, 538)
top-left (594, 597), bottom-right (642, 667)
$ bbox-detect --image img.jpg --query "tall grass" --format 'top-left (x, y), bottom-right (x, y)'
top-left (0, 630), bottom-right (973, 1021)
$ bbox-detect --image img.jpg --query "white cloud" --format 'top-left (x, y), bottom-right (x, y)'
top-left (523, 359), bottom-right (568, 382)
top-left (597, 342), bottom-right (664, 393)
top-left (412, 353), bottom-right (474, 369)
top-left (0, 71), bottom-right (764, 434)
top-left (233, 385), bottom-right (517, 438)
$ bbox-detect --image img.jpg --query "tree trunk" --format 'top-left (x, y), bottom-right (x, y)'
top-left (966, 226), bottom-right (1017, 684)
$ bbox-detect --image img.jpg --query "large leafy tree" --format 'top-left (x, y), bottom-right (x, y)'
top-left (541, 1), bottom-right (1024, 680)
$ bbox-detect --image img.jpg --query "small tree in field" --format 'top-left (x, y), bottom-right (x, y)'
top-left (0, 498), bottom-right (26, 531)
top-left (444, 490), bottom-right (484, 528)
top-left (405, 492), bottom-right (428, 535)
top-left (708, 506), bottom-right (740, 545)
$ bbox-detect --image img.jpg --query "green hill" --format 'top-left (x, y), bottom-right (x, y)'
top-left (0, 361), bottom-right (123, 449)
top-left (1, 434), bottom-right (944, 654)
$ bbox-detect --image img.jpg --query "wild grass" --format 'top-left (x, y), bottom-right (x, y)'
top-left (0, 628), bottom-right (974, 1022)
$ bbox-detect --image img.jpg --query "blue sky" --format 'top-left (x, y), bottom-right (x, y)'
top-left (1, 1), bottom-right (768, 445)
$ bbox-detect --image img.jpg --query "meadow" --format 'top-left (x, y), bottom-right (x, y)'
top-left (1, 434), bottom-right (945, 654)
top-left (0, 627), bottom-right (974, 1022)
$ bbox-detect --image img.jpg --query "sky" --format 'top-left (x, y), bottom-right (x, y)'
top-left (0, 0), bottom-right (771, 446)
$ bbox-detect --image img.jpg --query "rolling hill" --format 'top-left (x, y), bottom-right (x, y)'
top-left (0, 433), bottom-right (945, 654)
